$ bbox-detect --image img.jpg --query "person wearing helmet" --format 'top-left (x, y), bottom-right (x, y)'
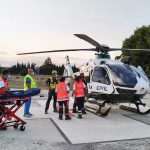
top-left (45, 70), bottom-right (58, 114)
top-left (52, 70), bottom-right (57, 74)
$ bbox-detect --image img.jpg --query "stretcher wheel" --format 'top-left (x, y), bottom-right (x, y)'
top-left (20, 125), bottom-right (25, 131)
top-left (0, 126), bottom-right (7, 130)
top-left (14, 123), bottom-right (19, 129)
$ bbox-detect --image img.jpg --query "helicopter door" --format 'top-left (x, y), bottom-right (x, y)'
top-left (88, 66), bottom-right (114, 94)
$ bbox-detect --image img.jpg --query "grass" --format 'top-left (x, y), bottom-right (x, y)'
top-left (8, 75), bottom-right (50, 89)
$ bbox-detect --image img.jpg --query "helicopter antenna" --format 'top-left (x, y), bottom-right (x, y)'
top-left (65, 55), bottom-right (70, 65)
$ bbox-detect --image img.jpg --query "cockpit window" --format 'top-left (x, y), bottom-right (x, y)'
top-left (92, 66), bottom-right (111, 85)
top-left (107, 64), bottom-right (137, 88)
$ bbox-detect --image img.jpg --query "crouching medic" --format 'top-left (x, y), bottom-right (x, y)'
top-left (56, 77), bottom-right (71, 120)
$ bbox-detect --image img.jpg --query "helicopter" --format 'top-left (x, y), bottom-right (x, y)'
top-left (18, 34), bottom-right (150, 116)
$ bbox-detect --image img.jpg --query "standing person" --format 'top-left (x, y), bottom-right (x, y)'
top-left (24, 69), bottom-right (36, 117)
top-left (45, 70), bottom-right (58, 114)
top-left (80, 73), bottom-right (87, 114)
top-left (72, 73), bottom-right (87, 114)
top-left (0, 70), bottom-right (10, 95)
top-left (0, 69), bottom-right (10, 128)
top-left (72, 75), bottom-right (77, 113)
top-left (73, 76), bottom-right (86, 119)
top-left (56, 77), bottom-right (71, 120)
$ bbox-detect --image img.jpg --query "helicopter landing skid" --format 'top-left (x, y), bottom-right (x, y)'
top-left (85, 100), bottom-right (111, 117)
top-left (134, 100), bottom-right (150, 115)
top-left (120, 100), bottom-right (150, 115)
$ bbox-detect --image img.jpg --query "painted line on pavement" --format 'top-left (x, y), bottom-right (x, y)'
top-left (50, 118), bottom-right (72, 145)
top-left (123, 114), bottom-right (150, 126)
top-left (72, 137), bottom-right (150, 145)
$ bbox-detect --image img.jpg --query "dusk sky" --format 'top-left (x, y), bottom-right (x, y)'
top-left (0, 0), bottom-right (150, 67)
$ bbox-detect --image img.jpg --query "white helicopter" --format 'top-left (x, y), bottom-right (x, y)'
top-left (18, 34), bottom-right (150, 116)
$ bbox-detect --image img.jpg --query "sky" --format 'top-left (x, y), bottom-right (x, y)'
top-left (0, 0), bottom-right (150, 67)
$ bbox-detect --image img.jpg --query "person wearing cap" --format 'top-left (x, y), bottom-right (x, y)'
top-left (0, 69), bottom-right (10, 129)
top-left (45, 70), bottom-right (58, 114)
top-left (24, 69), bottom-right (36, 117)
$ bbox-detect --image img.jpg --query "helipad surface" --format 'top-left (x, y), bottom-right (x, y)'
top-left (1, 90), bottom-right (150, 147)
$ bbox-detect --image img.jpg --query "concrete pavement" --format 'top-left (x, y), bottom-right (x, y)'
top-left (1, 90), bottom-right (150, 150)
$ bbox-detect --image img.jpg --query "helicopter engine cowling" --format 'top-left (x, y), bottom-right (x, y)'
top-left (121, 56), bottom-right (132, 64)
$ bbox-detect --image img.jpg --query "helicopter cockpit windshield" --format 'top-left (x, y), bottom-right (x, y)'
top-left (92, 66), bottom-right (111, 85)
top-left (107, 64), bottom-right (137, 88)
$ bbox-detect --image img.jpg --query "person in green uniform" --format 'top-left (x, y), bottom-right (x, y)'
top-left (45, 70), bottom-right (58, 114)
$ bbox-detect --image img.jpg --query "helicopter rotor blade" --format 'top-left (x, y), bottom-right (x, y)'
top-left (17, 48), bottom-right (96, 55)
top-left (122, 48), bottom-right (150, 52)
top-left (74, 34), bottom-right (101, 48)
top-left (109, 48), bottom-right (150, 52)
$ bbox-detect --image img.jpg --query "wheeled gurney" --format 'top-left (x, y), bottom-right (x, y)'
top-left (0, 88), bottom-right (40, 131)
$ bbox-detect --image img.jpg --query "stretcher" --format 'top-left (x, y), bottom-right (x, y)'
top-left (0, 88), bottom-right (40, 131)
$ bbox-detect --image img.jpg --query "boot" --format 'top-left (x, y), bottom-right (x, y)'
top-left (65, 116), bottom-right (71, 120)
top-left (82, 110), bottom-right (87, 114)
top-left (53, 109), bottom-right (58, 113)
top-left (72, 109), bottom-right (77, 113)
top-left (58, 116), bottom-right (63, 120)
top-left (45, 110), bottom-right (48, 114)
top-left (77, 115), bottom-right (82, 119)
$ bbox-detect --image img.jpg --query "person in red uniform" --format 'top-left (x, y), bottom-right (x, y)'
top-left (0, 70), bottom-right (10, 95)
top-left (56, 77), bottom-right (71, 120)
top-left (72, 73), bottom-right (87, 114)
top-left (0, 69), bottom-right (10, 129)
top-left (73, 76), bottom-right (86, 119)
top-left (79, 73), bottom-right (87, 114)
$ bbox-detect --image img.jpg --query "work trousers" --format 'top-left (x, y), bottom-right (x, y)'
top-left (45, 90), bottom-right (57, 111)
top-left (58, 100), bottom-right (69, 118)
top-left (75, 97), bottom-right (84, 117)
top-left (73, 97), bottom-right (86, 113)
top-left (24, 98), bottom-right (31, 115)
top-left (73, 98), bottom-right (77, 111)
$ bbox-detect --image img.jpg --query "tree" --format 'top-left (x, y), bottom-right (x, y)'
top-left (8, 57), bottom-right (79, 75)
top-left (0, 66), bottom-right (3, 74)
top-left (44, 57), bottom-right (52, 65)
top-left (120, 25), bottom-right (150, 77)
top-left (31, 63), bottom-right (36, 70)
top-left (72, 64), bottom-right (79, 72)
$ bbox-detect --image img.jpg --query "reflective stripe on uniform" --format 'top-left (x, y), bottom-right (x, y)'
top-left (49, 77), bottom-right (58, 89)
top-left (78, 111), bottom-right (82, 115)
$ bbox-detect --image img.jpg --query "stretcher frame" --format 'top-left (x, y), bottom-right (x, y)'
top-left (0, 97), bottom-right (29, 131)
